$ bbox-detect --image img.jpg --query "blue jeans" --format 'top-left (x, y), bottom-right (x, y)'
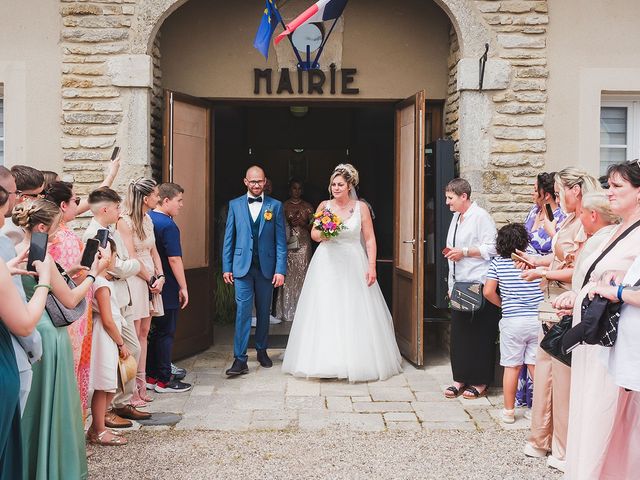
top-left (233, 265), bottom-right (273, 362)
top-left (147, 309), bottom-right (178, 383)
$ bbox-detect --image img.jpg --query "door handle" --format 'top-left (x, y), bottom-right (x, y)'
top-left (403, 239), bottom-right (415, 244)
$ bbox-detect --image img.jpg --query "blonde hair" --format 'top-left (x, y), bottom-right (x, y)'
top-left (328, 163), bottom-right (359, 196)
top-left (555, 167), bottom-right (601, 210)
top-left (581, 192), bottom-right (620, 225)
top-left (124, 177), bottom-right (157, 241)
top-left (12, 199), bottom-right (61, 231)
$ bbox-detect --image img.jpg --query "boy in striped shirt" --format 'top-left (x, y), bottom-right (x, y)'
top-left (484, 223), bottom-right (543, 424)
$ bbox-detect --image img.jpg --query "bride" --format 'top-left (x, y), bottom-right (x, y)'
top-left (282, 164), bottom-right (402, 382)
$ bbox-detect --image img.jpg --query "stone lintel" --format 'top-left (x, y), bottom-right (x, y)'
top-left (457, 58), bottom-right (511, 91)
top-left (106, 54), bottom-right (152, 88)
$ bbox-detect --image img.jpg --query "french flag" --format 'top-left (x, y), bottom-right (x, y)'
top-left (274, 0), bottom-right (348, 45)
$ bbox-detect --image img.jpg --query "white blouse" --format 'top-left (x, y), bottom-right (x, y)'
top-left (446, 201), bottom-right (497, 291)
top-left (606, 256), bottom-right (640, 391)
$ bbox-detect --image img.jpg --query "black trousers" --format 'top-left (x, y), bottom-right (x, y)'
top-left (450, 301), bottom-right (500, 385)
top-left (147, 309), bottom-right (178, 383)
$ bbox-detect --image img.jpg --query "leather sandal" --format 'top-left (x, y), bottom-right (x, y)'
top-left (462, 385), bottom-right (487, 399)
top-left (88, 429), bottom-right (128, 446)
top-left (444, 384), bottom-right (465, 399)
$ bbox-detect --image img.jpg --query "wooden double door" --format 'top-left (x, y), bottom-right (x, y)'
top-left (164, 89), bottom-right (430, 366)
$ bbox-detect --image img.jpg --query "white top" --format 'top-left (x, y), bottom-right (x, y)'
top-left (606, 256), bottom-right (640, 391)
top-left (90, 276), bottom-right (124, 392)
top-left (247, 192), bottom-right (265, 222)
top-left (0, 218), bottom-right (24, 246)
top-left (446, 201), bottom-right (497, 290)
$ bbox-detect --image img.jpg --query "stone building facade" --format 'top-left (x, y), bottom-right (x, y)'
top-left (55, 0), bottom-right (547, 224)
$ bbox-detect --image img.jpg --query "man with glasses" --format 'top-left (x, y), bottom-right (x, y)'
top-left (222, 165), bottom-right (287, 376)
top-left (0, 165), bottom-right (44, 245)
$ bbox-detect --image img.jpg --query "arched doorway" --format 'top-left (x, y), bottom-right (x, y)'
top-left (138, 0), bottom-right (493, 365)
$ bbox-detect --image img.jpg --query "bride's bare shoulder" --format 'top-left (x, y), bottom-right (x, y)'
top-left (316, 200), bottom-right (328, 212)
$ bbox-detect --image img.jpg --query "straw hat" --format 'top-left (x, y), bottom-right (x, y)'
top-left (118, 354), bottom-right (137, 386)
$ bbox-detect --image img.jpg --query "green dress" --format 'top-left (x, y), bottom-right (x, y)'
top-left (0, 321), bottom-right (22, 478)
top-left (21, 276), bottom-right (88, 480)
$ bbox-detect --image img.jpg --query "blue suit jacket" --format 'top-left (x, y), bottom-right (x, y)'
top-left (222, 194), bottom-right (287, 279)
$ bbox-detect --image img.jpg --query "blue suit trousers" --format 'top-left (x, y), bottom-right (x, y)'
top-left (233, 265), bottom-right (273, 362)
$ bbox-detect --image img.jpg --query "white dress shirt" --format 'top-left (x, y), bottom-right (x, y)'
top-left (248, 192), bottom-right (264, 222)
top-left (446, 201), bottom-right (497, 291)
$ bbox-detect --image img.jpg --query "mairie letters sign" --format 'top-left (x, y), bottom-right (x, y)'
top-left (254, 66), bottom-right (359, 95)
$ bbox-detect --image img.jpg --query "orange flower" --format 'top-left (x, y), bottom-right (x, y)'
top-left (264, 210), bottom-right (273, 221)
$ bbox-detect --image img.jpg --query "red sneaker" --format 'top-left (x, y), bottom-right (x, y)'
top-left (145, 376), bottom-right (157, 390)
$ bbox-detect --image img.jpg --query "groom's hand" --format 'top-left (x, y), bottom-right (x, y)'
top-left (272, 274), bottom-right (285, 288)
top-left (223, 272), bottom-right (234, 284)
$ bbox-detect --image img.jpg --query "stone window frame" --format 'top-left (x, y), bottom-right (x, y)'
top-left (601, 95), bottom-right (640, 175)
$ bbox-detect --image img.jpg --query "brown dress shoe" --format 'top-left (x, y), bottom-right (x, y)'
top-left (105, 411), bottom-right (133, 429)
top-left (112, 404), bottom-right (152, 421)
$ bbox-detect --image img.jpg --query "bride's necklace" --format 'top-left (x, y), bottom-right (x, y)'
top-left (333, 200), bottom-right (354, 215)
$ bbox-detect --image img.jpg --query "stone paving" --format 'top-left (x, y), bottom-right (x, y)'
top-left (128, 346), bottom-right (532, 434)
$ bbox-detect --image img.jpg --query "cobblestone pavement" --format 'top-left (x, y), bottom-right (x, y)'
top-left (128, 347), bottom-right (532, 434)
top-left (87, 346), bottom-right (564, 478)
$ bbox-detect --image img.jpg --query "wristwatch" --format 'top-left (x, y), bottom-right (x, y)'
top-left (462, 247), bottom-right (469, 257)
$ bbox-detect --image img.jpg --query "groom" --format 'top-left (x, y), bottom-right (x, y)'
top-left (222, 166), bottom-right (287, 376)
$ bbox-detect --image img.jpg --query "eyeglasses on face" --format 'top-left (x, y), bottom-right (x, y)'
top-left (20, 192), bottom-right (42, 198)
top-left (246, 180), bottom-right (265, 186)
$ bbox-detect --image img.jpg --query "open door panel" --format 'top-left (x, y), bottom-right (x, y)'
top-left (392, 91), bottom-right (426, 366)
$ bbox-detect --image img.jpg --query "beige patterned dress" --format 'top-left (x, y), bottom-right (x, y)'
top-left (120, 214), bottom-right (163, 319)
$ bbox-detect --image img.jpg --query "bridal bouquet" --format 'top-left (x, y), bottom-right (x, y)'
top-left (312, 208), bottom-right (346, 238)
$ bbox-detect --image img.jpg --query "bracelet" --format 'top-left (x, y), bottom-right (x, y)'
top-left (157, 274), bottom-right (165, 279)
top-left (462, 247), bottom-right (469, 257)
top-left (34, 284), bottom-right (52, 292)
top-left (86, 274), bottom-right (96, 283)
top-left (617, 285), bottom-right (625, 303)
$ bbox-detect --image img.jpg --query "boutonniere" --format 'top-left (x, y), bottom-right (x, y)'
top-left (264, 209), bottom-right (273, 221)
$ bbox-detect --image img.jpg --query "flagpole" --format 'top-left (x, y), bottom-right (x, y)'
top-left (274, 1), bottom-right (304, 68)
top-left (312, 16), bottom-right (339, 69)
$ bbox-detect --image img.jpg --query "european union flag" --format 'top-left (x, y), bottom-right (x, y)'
top-left (254, 0), bottom-right (281, 60)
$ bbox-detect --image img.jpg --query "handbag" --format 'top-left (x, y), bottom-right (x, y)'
top-left (45, 263), bottom-right (87, 328)
top-left (552, 219), bottom-right (640, 356)
top-left (540, 315), bottom-right (573, 366)
top-left (449, 214), bottom-right (485, 313)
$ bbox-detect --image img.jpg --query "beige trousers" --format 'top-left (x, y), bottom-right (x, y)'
top-left (112, 314), bottom-right (141, 409)
top-left (528, 326), bottom-right (572, 460)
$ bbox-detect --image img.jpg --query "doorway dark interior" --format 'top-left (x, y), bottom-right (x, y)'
top-left (213, 103), bottom-right (395, 342)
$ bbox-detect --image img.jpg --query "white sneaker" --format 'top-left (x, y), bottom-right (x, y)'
top-left (547, 456), bottom-right (566, 472)
top-left (251, 316), bottom-right (282, 327)
top-left (501, 408), bottom-right (515, 424)
top-left (524, 408), bottom-right (532, 420)
top-left (523, 442), bottom-right (548, 458)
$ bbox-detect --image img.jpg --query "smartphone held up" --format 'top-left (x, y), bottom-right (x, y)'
top-left (27, 232), bottom-right (48, 272)
top-left (80, 238), bottom-right (100, 269)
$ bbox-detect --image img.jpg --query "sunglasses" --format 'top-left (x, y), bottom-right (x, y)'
top-left (71, 197), bottom-right (81, 206)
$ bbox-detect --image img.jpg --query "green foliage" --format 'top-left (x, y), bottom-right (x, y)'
top-left (214, 265), bottom-right (236, 325)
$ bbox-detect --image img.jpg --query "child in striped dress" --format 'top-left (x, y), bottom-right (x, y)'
top-left (484, 223), bottom-right (544, 424)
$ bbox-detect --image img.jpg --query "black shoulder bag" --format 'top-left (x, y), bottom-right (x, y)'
top-left (541, 219), bottom-right (640, 364)
top-left (45, 262), bottom-right (87, 328)
top-left (449, 214), bottom-right (485, 313)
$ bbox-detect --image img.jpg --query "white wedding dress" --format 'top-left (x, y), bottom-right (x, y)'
top-left (282, 201), bottom-right (403, 382)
